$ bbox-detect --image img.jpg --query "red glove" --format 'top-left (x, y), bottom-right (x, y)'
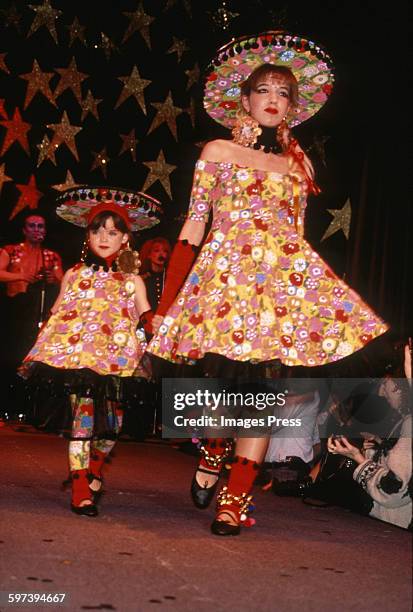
top-left (156, 239), bottom-right (197, 316)
top-left (139, 310), bottom-right (154, 335)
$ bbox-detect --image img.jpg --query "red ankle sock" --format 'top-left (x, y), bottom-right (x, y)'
top-left (199, 438), bottom-right (231, 471)
top-left (89, 448), bottom-right (106, 480)
top-left (217, 456), bottom-right (260, 523)
top-left (71, 469), bottom-right (92, 506)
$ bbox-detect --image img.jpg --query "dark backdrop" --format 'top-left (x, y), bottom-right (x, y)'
top-left (0, 0), bottom-right (410, 334)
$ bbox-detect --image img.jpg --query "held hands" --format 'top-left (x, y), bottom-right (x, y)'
top-left (327, 435), bottom-right (365, 465)
top-left (152, 314), bottom-right (164, 333)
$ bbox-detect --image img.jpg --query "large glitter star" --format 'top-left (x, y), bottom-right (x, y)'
top-left (66, 16), bottom-right (87, 47)
top-left (167, 37), bottom-right (189, 62)
top-left (36, 134), bottom-right (58, 166)
top-left (122, 3), bottom-right (155, 48)
top-left (0, 107), bottom-right (31, 156)
top-left (47, 111), bottom-right (82, 161)
top-left (10, 175), bottom-right (42, 220)
top-left (28, 0), bottom-right (62, 44)
top-left (142, 150), bottom-right (176, 199)
top-left (0, 53), bottom-right (10, 74)
top-left (20, 59), bottom-right (56, 109)
top-left (0, 162), bottom-right (12, 195)
top-left (148, 93), bottom-right (183, 141)
top-left (185, 63), bottom-right (200, 91)
top-left (80, 90), bottom-right (102, 121)
top-left (119, 129), bottom-right (137, 162)
top-left (90, 147), bottom-right (110, 179)
top-left (54, 57), bottom-right (88, 106)
top-left (114, 66), bottom-right (151, 114)
top-left (321, 198), bottom-right (352, 242)
top-left (51, 170), bottom-right (79, 192)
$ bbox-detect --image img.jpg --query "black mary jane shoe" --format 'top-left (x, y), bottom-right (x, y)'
top-left (70, 503), bottom-right (99, 517)
top-left (210, 513), bottom-right (240, 536)
top-left (190, 466), bottom-right (220, 509)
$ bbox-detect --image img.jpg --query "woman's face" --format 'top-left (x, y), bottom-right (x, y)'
top-left (88, 216), bottom-right (128, 259)
top-left (241, 75), bottom-right (291, 128)
top-left (149, 242), bottom-right (169, 269)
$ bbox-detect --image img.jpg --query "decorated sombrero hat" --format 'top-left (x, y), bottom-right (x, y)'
top-left (56, 186), bottom-right (162, 232)
top-left (204, 30), bottom-right (334, 128)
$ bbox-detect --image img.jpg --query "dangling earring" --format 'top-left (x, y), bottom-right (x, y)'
top-left (116, 241), bottom-right (141, 274)
top-left (277, 116), bottom-right (291, 152)
top-left (80, 238), bottom-right (89, 262)
top-left (231, 110), bottom-right (262, 147)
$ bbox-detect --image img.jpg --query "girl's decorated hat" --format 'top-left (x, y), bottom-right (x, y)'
top-left (56, 186), bottom-right (162, 232)
top-left (204, 30), bottom-right (334, 129)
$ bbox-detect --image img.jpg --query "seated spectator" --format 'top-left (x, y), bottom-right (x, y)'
top-left (327, 343), bottom-right (412, 529)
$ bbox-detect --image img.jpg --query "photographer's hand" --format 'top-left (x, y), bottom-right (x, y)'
top-left (327, 435), bottom-right (365, 464)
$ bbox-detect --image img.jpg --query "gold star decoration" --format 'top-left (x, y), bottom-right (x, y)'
top-left (96, 32), bottom-right (118, 61)
top-left (0, 107), bottom-right (31, 156)
top-left (80, 90), bottom-right (102, 121)
top-left (0, 53), bottom-right (10, 74)
top-left (90, 147), bottom-right (110, 178)
top-left (167, 37), bottom-right (189, 63)
top-left (321, 198), bottom-right (352, 242)
top-left (28, 0), bottom-right (62, 45)
top-left (19, 59), bottom-right (56, 110)
top-left (66, 16), bottom-right (87, 47)
top-left (148, 93), bottom-right (183, 141)
top-left (10, 175), bottom-right (42, 220)
top-left (119, 129), bottom-right (137, 162)
top-left (54, 57), bottom-right (88, 106)
top-left (122, 3), bottom-right (155, 48)
top-left (51, 170), bottom-right (79, 192)
top-left (0, 162), bottom-right (12, 195)
top-left (208, 2), bottom-right (239, 31)
top-left (36, 134), bottom-right (58, 166)
top-left (185, 63), bottom-right (200, 91)
top-left (114, 66), bottom-right (151, 114)
top-left (0, 3), bottom-right (21, 31)
top-left (184, 97), bottom-right (197, 129)
top-left (47, 111), bottom-right (82, 161)
top-left (142, 150), bottom-right (176, 199)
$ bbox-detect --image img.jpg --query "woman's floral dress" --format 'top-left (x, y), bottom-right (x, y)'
top-left (148, 160), bottom-right (388, 368)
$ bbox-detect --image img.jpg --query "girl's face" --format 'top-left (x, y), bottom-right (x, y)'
top-left (88, 216), bottom-right (128, 259)
top-left (241, 75), bottom-right (291, 128)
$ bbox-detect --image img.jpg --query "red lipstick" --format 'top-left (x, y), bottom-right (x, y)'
top-left (264, 107), bottom-right (278, 114)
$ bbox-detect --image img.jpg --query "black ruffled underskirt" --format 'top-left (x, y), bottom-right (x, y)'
top-left (20, 362), bottom-right (148, 439)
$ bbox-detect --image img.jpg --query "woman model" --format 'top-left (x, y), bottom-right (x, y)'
top-left (21, 189), bottom-right (160, 516)
top-left (148, 31), bottom-right (388, 535)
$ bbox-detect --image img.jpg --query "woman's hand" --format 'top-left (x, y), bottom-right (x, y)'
top-left (327, 435), bottom-right (365, 464)
top-left (362, 435), bottom-right (381, 451)
top-left (152, 314), bottom-right (164, 333)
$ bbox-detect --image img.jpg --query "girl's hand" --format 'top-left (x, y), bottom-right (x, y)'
top-left (152, 314), bottom-right (164, 333)
top-left (327, 435), bottom-right (365, 464)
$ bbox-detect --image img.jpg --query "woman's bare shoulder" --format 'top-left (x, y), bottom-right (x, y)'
top-left (200, 139), bottom-right (235, 162)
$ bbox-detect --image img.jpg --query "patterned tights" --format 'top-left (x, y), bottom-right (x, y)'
top-left (68, 396), bottom-right (124, 472)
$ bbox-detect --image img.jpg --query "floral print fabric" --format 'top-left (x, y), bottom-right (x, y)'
top-left (148, 160), bottom-right (388, 367)
top-left (24, 264), bottom-right (147, 376)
